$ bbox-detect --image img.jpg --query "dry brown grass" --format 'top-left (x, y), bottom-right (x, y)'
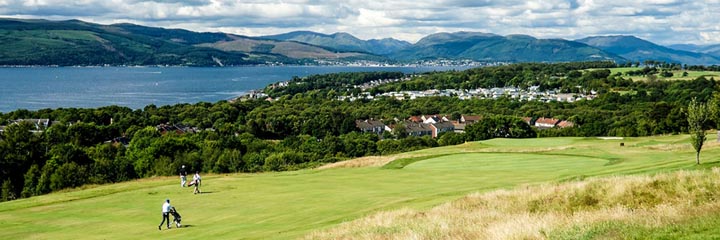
top-left (317, 156), bottom-right (399, 169)
top-left (305, 169), bottom-right (720, 239)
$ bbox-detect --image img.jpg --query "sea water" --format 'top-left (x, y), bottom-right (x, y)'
top-left (0, 65), bottom-right (467, 113)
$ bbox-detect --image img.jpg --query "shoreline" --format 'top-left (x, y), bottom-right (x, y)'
top-left (0, 60), bottom-right (494, 69)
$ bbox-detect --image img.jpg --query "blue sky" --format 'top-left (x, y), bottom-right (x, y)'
top-left (1, 0), bottom-right (718, 45)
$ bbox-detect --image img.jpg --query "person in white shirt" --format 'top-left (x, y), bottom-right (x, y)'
top-left (192, 171), bottom-right (201, 194)
top-left (158, 199), bottom-right (172, 230)
top-left (179, 165), bottom-right (188, 187)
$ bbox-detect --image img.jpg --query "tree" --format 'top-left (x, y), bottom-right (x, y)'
top-left (21, 164), bottom-right (41, 198)
top-left (438, 132), bottom-right (466, 146)
top-left (465, 116), bottom-right (536, 141)
top-left (709, 95), bottom-right (720, 142)
top-left (1, 180), bottom-right (16, 202)
top-left (687, 98), bottom-right (708, 164)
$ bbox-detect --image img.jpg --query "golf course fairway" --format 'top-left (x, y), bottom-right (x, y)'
top-left (1, 135), bottom-right (719, 239)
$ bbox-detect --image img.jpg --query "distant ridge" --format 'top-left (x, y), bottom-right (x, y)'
top-left (261, 31), bottom-right (412, 55)
top-left (668, 43), bottom-right (720, 59)
top-left (2, 18), bottom-right (720, 65)
top-left (577, 35), bottom-right (720, 65)
top-left (391, 31), bottom-right (623, 62)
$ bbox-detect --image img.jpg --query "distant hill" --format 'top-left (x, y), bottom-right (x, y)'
top-left (577, 36), bottom-right (720, 65)
top-left (0, 18), bottom-right (377, 66)
top-left (391, 32), bottom-right (622, 62)
top-left (261, 31), bottom-right (411, 55)
top-left (4, 18), bottom-right (720, 66)
top-left (0, 18), bottom-right (259, 66)
top-left (668, 43), bottom-right (720, 59)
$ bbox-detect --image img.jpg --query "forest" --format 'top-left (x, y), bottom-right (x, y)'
top-left (1, 61), bottom-right (719, 202)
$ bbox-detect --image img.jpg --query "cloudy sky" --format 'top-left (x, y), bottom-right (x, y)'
top-left (1, 0), bottom-right (718, 45)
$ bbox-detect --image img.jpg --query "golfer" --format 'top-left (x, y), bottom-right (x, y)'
top-left (158, 198), bottom-right (172, 230)
top-left (179, 165), bottom-right (188, 187)
top-left (192, 171), bottom-right (202, 194)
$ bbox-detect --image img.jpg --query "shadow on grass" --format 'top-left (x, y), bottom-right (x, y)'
top-left (687, 160), bottom-right (720, 170)
top-left (382, 154), bottom-right (455, 169)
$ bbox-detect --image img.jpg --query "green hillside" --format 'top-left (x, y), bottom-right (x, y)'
top-left (0, 19), bottom-right (256, 66)
top-left (391, 32), bottom-right (623, 62)
top-left (577, 36), bottom-right (720, 65)
top-left (0, 18), bottom-right (378, 66)
top-left (2, 135), bottom-right (719, 239)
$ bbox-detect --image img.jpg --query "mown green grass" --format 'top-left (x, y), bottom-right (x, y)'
top-left (1, 135), bottom-right (719, 239)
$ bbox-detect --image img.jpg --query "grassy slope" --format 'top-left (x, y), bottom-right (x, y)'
top-left (609, 67), bottom-right (720, 81)
top-left (1, 135), bottom-right (719, 239)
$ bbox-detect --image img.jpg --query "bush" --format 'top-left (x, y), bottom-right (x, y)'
top-left (21, 165), bottom-right (41, 198)
top-left (49, 162), bottom-right (87, 191)
top-left (213, 149), bottom-right (242, 173)
top-left (438, 132), bottom-right (466, 146)
top-left (1, 180), bottom-right (16, 202)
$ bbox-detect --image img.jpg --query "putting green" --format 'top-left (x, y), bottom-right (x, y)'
top-left (404, 153), bottom-right (608, 172)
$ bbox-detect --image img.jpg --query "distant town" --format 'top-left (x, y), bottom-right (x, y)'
top-left (244, 75), bottom-right (597, 104)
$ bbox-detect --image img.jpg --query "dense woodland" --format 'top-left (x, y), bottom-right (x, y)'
top-left (1, 61), bottom-right (719, 202)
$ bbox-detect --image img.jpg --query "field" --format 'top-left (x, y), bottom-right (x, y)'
top-left (2, 135), bottom-right (720, 239)
top-left (609, 67), bottom-right (720, 81)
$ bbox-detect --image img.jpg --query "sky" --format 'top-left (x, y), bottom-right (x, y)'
top-left (1, 0), bottom-right (719, 45)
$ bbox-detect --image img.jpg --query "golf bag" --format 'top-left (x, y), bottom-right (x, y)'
top-left (171, 208), bottom-right (182, 228)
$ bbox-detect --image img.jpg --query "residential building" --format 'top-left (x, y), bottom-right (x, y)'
top-left (1, 119), bottom-right (53, 133)
top-left (430, 121), bottom-right (455, 138)
top-left (422, 115), bottom-right (441, 124)
top-left (156, 123), bottom-right (198, 134)
top-left (13, 118), bottom-right (50, 129)
top-left (405, 122), bottom-right (433, 137)
top-left (460, 115), bottom-right (482, 124)
top-left (355, 119), bottom-right (386, 134)
top-left (408, 115), bottom-right (424, 123)
top-left (534, 117), bottom-right (560, 129)
top-left (522, 117), bottom-right (533, 126)
top-left (557, 120), bottom-right (575, 128)
top-left (452, 121), bottom-right (466, 133)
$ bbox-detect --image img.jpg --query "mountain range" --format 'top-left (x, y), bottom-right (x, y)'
top-left (667, 43), bottom-right (720, 58)
top-left (1, 18), bottom-right (719, 66)
top-left (262, 31), bottom-right (412, 55)
top-left (576, 36), bottom-right (720, 65)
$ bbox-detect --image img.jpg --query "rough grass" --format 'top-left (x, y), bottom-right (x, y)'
top-left (306, 169), bottom-right (720, 240)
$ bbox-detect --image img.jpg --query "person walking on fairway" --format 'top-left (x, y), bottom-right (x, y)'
top-left (158, 198), bottom-right (172, 230)
top-left (192, 171), bottom-right (202, 194)
top-left (179, 165), bottom-right (188, 187)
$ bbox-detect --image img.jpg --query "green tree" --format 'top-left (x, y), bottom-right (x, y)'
top-left (438, 132), bottom-right (466, 146)
top-left (21, 164), bottom-right (41, 198)
top-left (50, 162), bottom-right (86, 191)
top-left (465, 116), bottom-right (536, 141)
top-left (708, 95), bottom-right (720, 142)
top-left (1, 180), bottom-right (16, 202)
top-left (688, 98), bottom-right (708, 164)
top-left (0, 122), bottom-right (43, 199)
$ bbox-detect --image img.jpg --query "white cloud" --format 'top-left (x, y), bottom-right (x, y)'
top-left (350, 8), bottom-right (402, 27)
top-left (0, 0), bottom-right (718, 44)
